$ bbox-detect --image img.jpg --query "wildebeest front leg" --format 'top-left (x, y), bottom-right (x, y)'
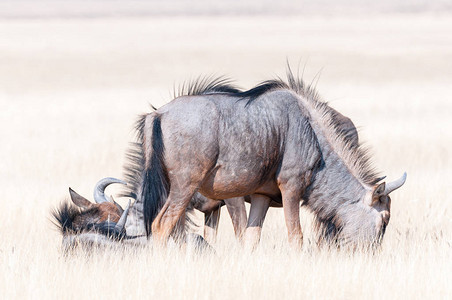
top-left (224, 197), bottom-right (247, 240)
top-left (243, 194), bottom-right (271, 250)
top-left (204, 208), bottom-right (221, 244)
top-left (279, 180), bottom-right (303, 250)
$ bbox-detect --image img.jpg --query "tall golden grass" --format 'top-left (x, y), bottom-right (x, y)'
top-left (0, 13), bottom-right (450, 299)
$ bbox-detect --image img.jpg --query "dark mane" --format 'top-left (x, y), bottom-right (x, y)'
top-left (237, 80), bottom-right (289, 106)
top-left (177, 75), bottom-right (290, 104)
top-left (236, 65), bottom-right (321, 105)
top-left (175, 75), bottom-right (242, 98)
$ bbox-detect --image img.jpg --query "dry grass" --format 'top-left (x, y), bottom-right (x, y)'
top-left (0, 11), bottom-right (451, 299)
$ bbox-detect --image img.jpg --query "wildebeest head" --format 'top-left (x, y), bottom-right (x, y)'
top-left (52, 177), bottom-right (213, 250)
top-left (329, 173), bottom-right (407, 248)
top-left (52, 178), bottom-right (131, 240)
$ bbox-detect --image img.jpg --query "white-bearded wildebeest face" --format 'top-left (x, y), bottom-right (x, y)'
top-left (52, 178), bottom-right (131, 242)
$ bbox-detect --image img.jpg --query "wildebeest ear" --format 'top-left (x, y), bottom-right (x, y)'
top-left (372, 183), bottom-right (386, 199)
top-left (371, 176), bottom-right (386, 185)
top-left (69, 188), bottom-right (94, 209)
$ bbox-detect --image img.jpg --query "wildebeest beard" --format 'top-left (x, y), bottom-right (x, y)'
top-left (303, 158), bottom-right (387, 248)
top-left (314, 202), bottom-right (383, 249)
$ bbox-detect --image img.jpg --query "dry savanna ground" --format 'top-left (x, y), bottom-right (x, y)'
top-left (0, 8), bottom-right (451, 299)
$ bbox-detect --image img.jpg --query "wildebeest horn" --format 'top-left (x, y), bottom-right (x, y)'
top-left (384, 172), bottom-right (407, 195)
top-left (93, 177), bottom-right (127, 204)
top-left (115, 200), bottom-right (130, 232)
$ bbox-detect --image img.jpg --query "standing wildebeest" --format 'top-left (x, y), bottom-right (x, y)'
top-left (111, 75), bottom-right (364, 247)
top-left (135, 69), bottom-right (406, 249)
top-left (53, 69), bottom-right (406, 249)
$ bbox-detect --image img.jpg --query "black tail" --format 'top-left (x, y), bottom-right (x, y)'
top-left (140, 114), bottom-right (170, 236)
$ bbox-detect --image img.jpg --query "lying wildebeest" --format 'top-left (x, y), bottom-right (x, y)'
top-left (53, 68), bottom-right (406, 250)
top-left (53, 177), bottom-right (245, 248)
top-left (52, 178), bottom-right (130, 241)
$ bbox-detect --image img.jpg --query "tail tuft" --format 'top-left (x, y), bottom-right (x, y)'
top-left (141, 114), bottom-right (170, 236)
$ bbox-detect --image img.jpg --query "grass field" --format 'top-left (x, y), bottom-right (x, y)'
top-left (0, 6), bottom-right (451, 299)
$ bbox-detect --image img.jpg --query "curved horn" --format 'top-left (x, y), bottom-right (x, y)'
top-left (93, 177), bottom-right (127, 204)
top-left (115, 200), bottom-right (131, 232)
top-left (384, 172), bottom-right (407, 195)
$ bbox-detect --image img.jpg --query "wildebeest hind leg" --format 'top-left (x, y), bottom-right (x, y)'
top-left (152, 184), bottom-right (198, 245)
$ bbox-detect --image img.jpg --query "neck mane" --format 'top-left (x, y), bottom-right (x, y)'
top-left (277, 68), bottom-right (380, 241)
top-left (296, 91), bottom-right (371, 232)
